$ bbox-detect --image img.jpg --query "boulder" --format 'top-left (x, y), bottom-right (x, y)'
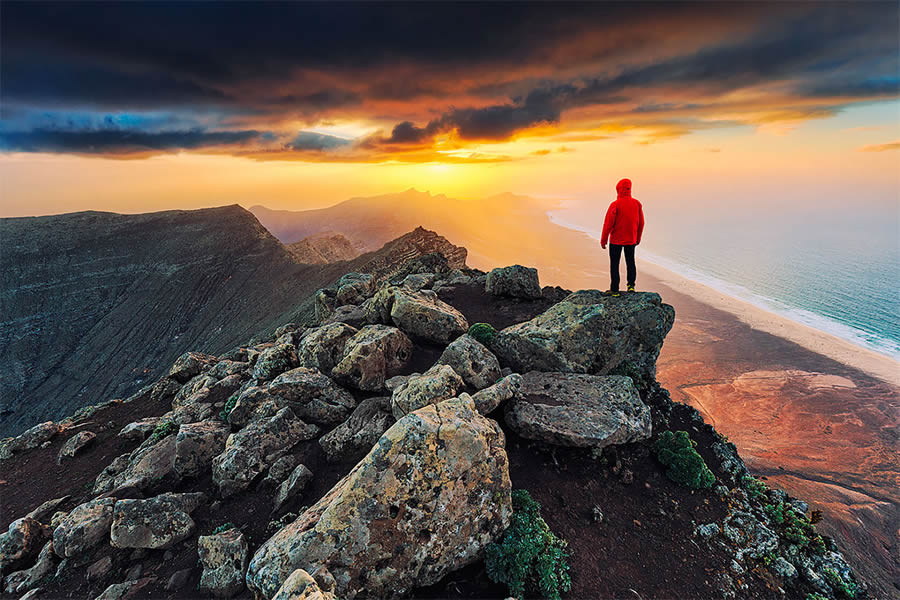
top-left (118, 418), bottom-right (162, 442)
top-left (390, 364), bottom-right (464, 419)
top-left (471, 373), bottom-right (523, 415)
top-left (52, 498), bottom-right (116, 558)
top-left (4, 541), bottom-right (58, 595)
top-left (318, 397), bottom-right (394, 463)
top-left (437, 334), bottom-right (501, 390)
top-left (322, 304), bottom-right (369, 329)
top-left (93, 434), bottom-right (176, 495)
top-left (274, 464), bottom-right (314, 512)
top-left (246, 396), bottom-right (511, 599)
top-left (168, 352), bottom-right (217, 383)
top-left (206, 374), bottom-right (244, 405)
top-left (110, 494), bottom-right (204, 549)
top-left (25, 496), bottom-right (70, 524)
top-left (172, 374), bottom-right (217, 408)
top-left (399, 273), bottom-right (436, 291)
top-left (57, 430), bottom-right (96, 463)
top-left (253, 344), bottom-right (300, 381)
top-left (209, 359), bottom-right (251, 380)
top-left (93, 577), bottom-right (155, 600)
top-left (0, 421), bottom-right (59, 460)
top-left (198, 529), bottom-right (248, 598)
top-left (485, 265), bottom-right (542, 299)
top-left (504, 372), bottom-right (651, 448)
top-left (270, 569), bottom-right (337, 600)
top-left (174, 421), bottom-right (230, 478)
top-left (331, 325), bottom-right (413, 391)
top-left (389, 288), bottom-right (468, 344)
top-left (491, 290), bottom-right (674, 383)
top-left (335, 273), bottom-right (375, 306)
top-left (296, 323), bottom-right (358, 374)
top-left (226, 386), bottom-right (279, 428)
top-left (314, 289), bottom-right (337, 324)
top-left (264, 455), bottom-right (300, 487)
top-left (123, 377), bottom-right (182, 405)
top-left (212, 408), bottom-right (319, 497)
top-left (87, 555), bottom-right (113, 581)
top-left (0, 517), bottom-right (49, 574)
top-left (267, 368), bottom-right (356, 425)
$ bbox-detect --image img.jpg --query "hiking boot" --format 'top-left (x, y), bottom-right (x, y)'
top-left (627, 284), bottom-right (636, 292)
top-left (607, 289), bottom-right (620, 297)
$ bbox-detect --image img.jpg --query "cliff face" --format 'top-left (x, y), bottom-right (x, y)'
top-left (0, 207), bottom-right (464, 437)
top-left (286, 232), bottom-right (358, 264)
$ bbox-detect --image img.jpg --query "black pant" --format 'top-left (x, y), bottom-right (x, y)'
top-left (609, 243), bottom-right (636, 291)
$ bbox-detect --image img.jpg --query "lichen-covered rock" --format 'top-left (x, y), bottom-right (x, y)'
top-left (93, 434), bottom-right (176, 495)
top-left (264, 455), bottom-right (300, 487)
top-left (437, 334), bottom-right (501, 390)
top-left (491, 290), bottom-right (674, 383)
top-left (174, 421), bottom-right (230, 478)
top-left (172, 374), bottom-right (217, 408)
top-left (723, 511), bottom-right (779, 561)
top-left (270, 569), bottom-right (336, 600)
top-left (253, 344), bottom-right (299, 381)
top-left (168, 352), bottom-right (217, 383)
top-left (25, 496), bottom-right (69, 524)
top-left (471, 373), bottom-right (523, 415)
top-left (57, 430), bottom-right (96, 463)
top-left (296, 323), bottom-right (358, 375)
top-left (389, 288), bottom-right (468, 344)
top-left (390, 364), bottom-right (464, 419)
top-left (123, 377), bottom-right (182, 406)
top-left (93, 576), bottom-right (155, 600)
top-left (118, 418), bottom-right (162, 442)
top-left (314, 289), bottom-right (337, 324)
top-left (399, 273), bottom-right (436, 291)
top-left (267, 368), bottom-right (356, 425)
top-left (0, 517), bottom-right (49, 574)
top-left (321, 304), bottom-right (368, 329)
top-left (331, 325), bottom-right (413, 391)
top-left (0, 421), bottom-right (59, 460)
top-left (198, 529), bottom-right (248, 598)
top-left (485, 265), bottom-right (542, 299)
top-left (52, 498), bottom-right (115, 558)
top-left (504, 372), bottom-right (651, 448)
top-left (212, 408), bottom-right (318, 497)
top-left (318, 397), bottom-right (394, 463)
top-left (110, 494), bottom-right (204, 549)
top-left (274, 464), bottom-right (314, 512)
top-left (207, 374), bottom-right (244, 405)
top-left (4, 541), bottom-right (58, 595)
top-left (226, 386), bottom-right (279, 428)
top-left (209, 359), bottom-right (250, 380)
top-left (246, 396), bottom-right (512, 599)
top-left (335, 273), bottom-right (375, 306)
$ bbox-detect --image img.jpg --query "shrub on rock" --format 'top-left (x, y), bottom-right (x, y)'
top-left (467, 322), bottom-right (497, 346)
top-left (654, 430), bottom-right (715, 489)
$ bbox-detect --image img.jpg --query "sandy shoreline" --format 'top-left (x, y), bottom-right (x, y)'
top-left (636, 256), bottom-right (900, 388)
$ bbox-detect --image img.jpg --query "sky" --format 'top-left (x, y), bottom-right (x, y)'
top-left (0, 1), bottom-right (898, 217)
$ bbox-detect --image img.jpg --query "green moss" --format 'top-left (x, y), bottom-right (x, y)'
top-left (806, 594), bottom-right (829, 600)
top-left (148, 420), bottom-right (177, 444)
top-left (219, 392), bottom-right (239, 422)
top-left (654, 430), bottom-right (715, 489)
top-left (762, 501), bottom-right (826, 554)
top-left (485, 489), bottom-right (571, 600)
top-left (824, 568), bottom-right (858, 598)
top-left (468, 322), bottom-right (497, 346)
top-left (742, 475), bottom-right (769, 502)
top-left (211, 522), bottom-right (236, 535)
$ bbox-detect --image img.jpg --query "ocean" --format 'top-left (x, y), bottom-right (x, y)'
top-left (548, 204), bottom-right (900, 361)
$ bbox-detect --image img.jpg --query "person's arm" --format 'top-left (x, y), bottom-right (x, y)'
top-left (636, 203), bottom-right (644, 245)
top-left (601, 203), bottom-right (616, 249)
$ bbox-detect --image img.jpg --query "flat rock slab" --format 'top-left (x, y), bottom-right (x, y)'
top-left (504, 372), bottom-right (651, 448)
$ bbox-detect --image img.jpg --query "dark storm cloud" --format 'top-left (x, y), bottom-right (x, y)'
top-left (0, 128), bottom-right (261, 154)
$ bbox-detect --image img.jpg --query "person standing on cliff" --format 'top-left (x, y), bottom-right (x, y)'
top-left (601, 178), bottom-right (644, 297)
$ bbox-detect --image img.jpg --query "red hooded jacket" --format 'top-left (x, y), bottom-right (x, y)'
top-left (601, 178), bottom-right (644, 246)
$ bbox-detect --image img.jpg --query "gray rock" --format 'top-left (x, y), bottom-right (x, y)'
top-left (390, 364), bottom-right (465, 419)
top-left (3, 541), bottom-right (58, 595)
top-left (399, 273), bottom-right (436, 291)
top-left (165, 568), bottom-right (193, 591)
top-left (0, 517), bottom-right (49, 574)
top-left (52, 498), bottom-right (116, 559)
top-left (331, 325), bottom-right (413, 391)
top-left (93, 434), bottom-right (176, 495)
top-left (213, 408), bottom-right (318, 497)
top-left (246, 396), bottom-right (511, 599)
top-left (110, 494), bottom-right (202, 549)
top-left (264, 455), bottom-right (299, 486)
top-left (772, 557), bottom-right (797, 579)
top-left (504, 372), bottom-right (651, 448)
top-left (321, 305), bottom-right (368, 329)
top-left (93, 577), bottom-right (155, 600)
top-left (723, 511), bottom-right (779, 560)
top-left (25, 496), bottom-right (70, 525)
top-left (491, 290), bottom-right (674, 384)
top-left (389, 288), bottom-right (468, 344)
top-left (335, 273), bottom-right (375, 306)
top-left (168, 352), bottom-right (217, 383)
top-left (319, 397), bottom-right (394, 463)
top-left (267, 368), bottom-right (356, 425)
top-left (57, 431), bottom-right (97, 463)
top-left (274, 464), bottom-right (314, 512)
top-left (314, 289), bottom-right (337, 324)
top-left (296, 323), bottom-right (358, 375)
top-left (209, 360), bottom-right (250, 380)
top-left (253, 344), bottom-right (300, 381)
top-left (270, 569), bottom-right (336, 600)
top-left (437, 334), bottom-right (501, 390)
top-left (86, 555), bottom-right (113, 581)
top-left (485, 265), bottom-right (542, 299)
top-left (226, 386), bottom-right (278, 428)
top-left (198, 529), bottom-right (248, 598)
top-left (174, 421), bottom-right (230, 478)
top-left (117, 418), bottom-right (161, 442)
top-left (471, 374), bottom-right (523, 415)
top-left (695, 523), bottom-right (721, 539)
top-left (0, 422), bottom-right (59, 460)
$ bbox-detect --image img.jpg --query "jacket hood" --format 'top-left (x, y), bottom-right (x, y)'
top-left (616, 178), bottom-right (633, 198)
